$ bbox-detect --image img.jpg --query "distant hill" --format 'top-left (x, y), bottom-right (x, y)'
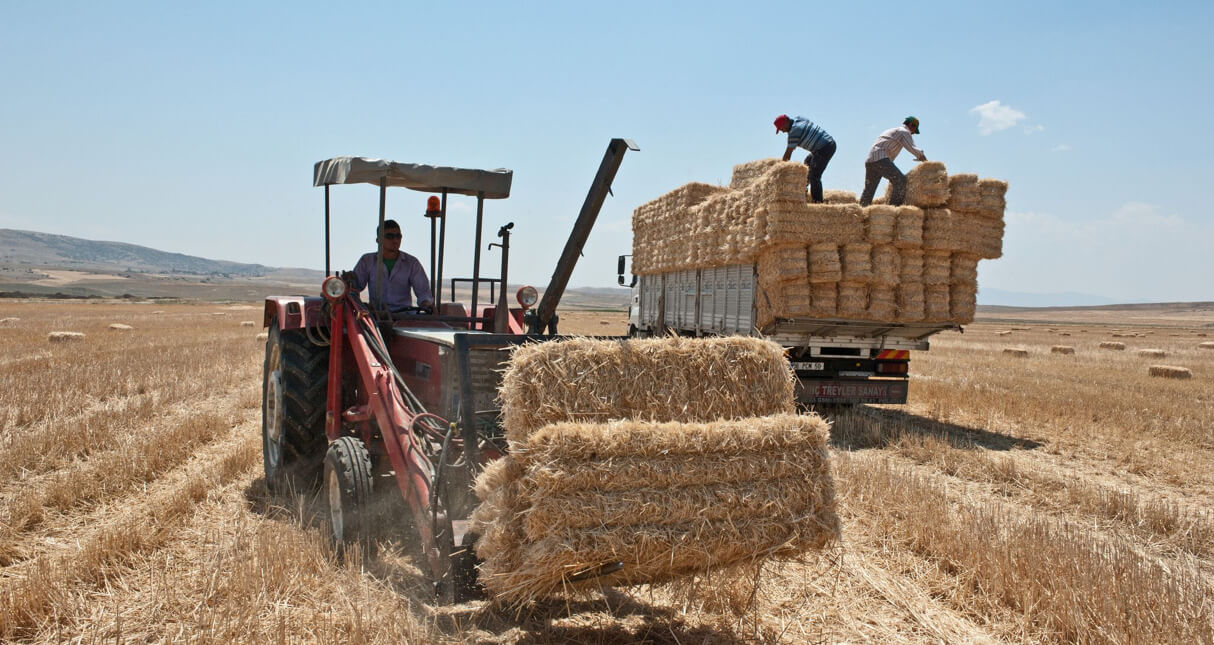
top-left (978, 287), bottom-right (1118, 307)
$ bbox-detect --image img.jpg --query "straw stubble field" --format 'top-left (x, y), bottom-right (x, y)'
top-left (0, 301), bottom-right (1212, 643)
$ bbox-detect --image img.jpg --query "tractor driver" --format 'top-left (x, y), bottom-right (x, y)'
top-left (348, 219), bottom-right (434, 315)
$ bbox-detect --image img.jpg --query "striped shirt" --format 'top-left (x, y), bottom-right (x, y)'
top-left (787, 116), bottom-right (834, 153)
top-left (866, 125), bottom-right (924, 163)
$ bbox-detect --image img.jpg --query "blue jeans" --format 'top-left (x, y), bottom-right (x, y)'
top-left (860, 158), bottom-right (906, 206)
top-left (804, 139), bottom-right (836, 204)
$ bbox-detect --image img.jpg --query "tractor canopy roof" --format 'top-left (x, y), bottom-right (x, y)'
top-left (313, 157), bottom-right (512, 199)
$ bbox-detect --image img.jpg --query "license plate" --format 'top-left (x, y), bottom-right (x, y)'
top-left (838, 370), bottom-right (874, 377)
top-left (791, 361), bottom-right (825, 371)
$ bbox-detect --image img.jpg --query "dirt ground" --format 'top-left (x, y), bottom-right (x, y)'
top-left (0, 301), bottom-right (1211, 643)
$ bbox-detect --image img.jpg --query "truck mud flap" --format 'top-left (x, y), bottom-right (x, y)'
top-left (797, 379), bottom-right (908, 404)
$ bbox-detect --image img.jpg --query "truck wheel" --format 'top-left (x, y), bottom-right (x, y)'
top-left (324, 436), bottom-right (373, 553)
top-left (262, 319), bottom-right (328, 494)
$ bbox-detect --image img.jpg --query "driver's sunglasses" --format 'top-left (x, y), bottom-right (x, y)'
top-left (384, 233), bottom-right (402, 240)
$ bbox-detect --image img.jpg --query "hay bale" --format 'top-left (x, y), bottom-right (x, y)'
top-left (1099, 342), bottom-right (1126, 350)
top-left (48, 331), bottom-right (85, 343)
top-left (863, 205), bottom-right (897, 244)
top-left (837, 283), bottom-right (868, 318)
top-left (946, 174), bottom-right (981, 211)
top-left (904, 161), bottom-right (949, 207)
top-left (499, 337), bottom-right (796, 445)
top-left (730, 159), bottom-right (783, 190)
top-left (810, 282), bottom-right (838, 317)
top-left (757, 245), bottom-right (809, 288)
top-left (997, 331), bottom-right (1012, 336)
top-left (978, 178), bottom-right (1008, 212)
top-left (840, 243), bottom-right (872, 282)
top-left (0, 317), bottom-right (19, 324)
top-left (1148, 365), bottom-right (1192, 379)
top-left (475, 413), bottom-right (839, 603)
top-left (950, 253), bottom-right (979, 283)
top-left (240, 320), bottom-right (257, 327)
top-left (152, 310), bottom-right (165, 315)
top-left (896, 283), bottom-right (924, 321)
top-left (256, 332), bottom-right (269, 340)
top-left (108, 323), bottom-right (133, 331)
top-left (949, 280), bottom-right (977, 323)
top-left (808, 243), bottom-right (842, 283)
top-left (924, 285), bottom-right (950, 321)
top-left (871, 245), bottom-right (900, 286)
top-left (867, 285), bottom-right (896, 320)
top-left (1051, 346), bottom-right (1075, 354)
top-left (893, 206), bottom-right (924, 248)
top-left (1198, 342), bottom-right (1214, 350)
top-left (823, 189), bottom-right (857, 204)
top-left (1003, 348), bottom-right (1029, 357)
top-left (922, 208), bottom-right (958, 250)
top-left (922, 251), bottom-right (952, 286)
top-left (899, 248), bottom-right (924, 281)
top-left (212, 312), bottom-right (227, 316)
top-left (778, 282), bottom-right (813, 316)
top-left (1137, 349), bottom-right (1167, 358)
top-left (953, 213), bottom-right (1005, 259)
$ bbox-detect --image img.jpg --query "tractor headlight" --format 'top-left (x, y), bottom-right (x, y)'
top-left (322, 276), bottom-right (348, 301)
top-left (516, 285), bottom-right (538, 309)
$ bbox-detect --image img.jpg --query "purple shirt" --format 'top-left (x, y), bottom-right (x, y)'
top-left (351, 251), bottom-right (433, 311)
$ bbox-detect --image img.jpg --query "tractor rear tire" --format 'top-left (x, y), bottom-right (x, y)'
top-left (324, 436), bottom-right (374, 554)
top-left (262, 319), bottom-right (329, 495)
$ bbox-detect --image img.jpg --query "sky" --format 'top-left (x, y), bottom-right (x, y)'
top-left (1, 1), bottom-right (1212, 304)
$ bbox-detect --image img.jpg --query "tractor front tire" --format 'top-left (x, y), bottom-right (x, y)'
top-left (324, 436), bottom-right (373, 554)
top-left (262, 319), bottom-right (328, 495)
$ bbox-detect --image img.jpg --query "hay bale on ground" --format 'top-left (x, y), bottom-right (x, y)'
top-left (823, 189), bottom-right (857, 204)
top-left (1198, 342), bottom-right (1214, 350)
top-left (1003, 348), bottom-right (1029, 357)
top-left (997, 330), bottom-right (1012, 336)
top-left (240, 320), bottom-right (257, 327)
top-left (1138, 349), bottom-right (1167, 358)
top-left (1148, 365), bottom-right (1192, 379)
top-left (1099, 342), bottom-right (1126, 350)
top-left (108, 323), bottom-right (133, 331)
top-left (904, 161), bottom-right (949, 207)
top-left (475, 414), bottom-right (839, 604)
top-left (152, 311), bottom-right (165, 315)
top-left (0, 317), bottom-right (19, 324)
top-left (499, 337), bottom-right (796, 445)
top-left (1052, 346), bottom-right (1075, 354)
top-left (48, 331), bottom-right (85, 343)
top-left (256, 332), bottom-right (268, 340)
top-left (808, 244), bottom-right (841, 283)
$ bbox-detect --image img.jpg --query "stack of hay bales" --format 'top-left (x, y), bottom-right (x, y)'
top-left (472, 337), bottom-right (840, 605)
top-left (631, 159), bottom-right (1007, 326)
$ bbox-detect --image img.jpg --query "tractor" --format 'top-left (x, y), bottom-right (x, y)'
top-left (260, 139), bottom-right (638, 601)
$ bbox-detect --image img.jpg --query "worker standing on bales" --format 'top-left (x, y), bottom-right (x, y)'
top-left (348, 218), bottom-right (434, 315)
top-left (860, 117), bottom-right (927, 207)
top-left (774, 114), bottom-right (836, 204)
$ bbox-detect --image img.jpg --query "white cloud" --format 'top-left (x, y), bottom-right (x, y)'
top-left (981, 203), bottom-right (1213, 302)
top-left (1023, 124), bottom-right (1045, 134)
top-left (1052, 144), bottom-right (1071, 152)
top-left (970, 100), bottom-right (1028, 135)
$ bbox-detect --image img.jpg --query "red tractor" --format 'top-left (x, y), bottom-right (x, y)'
top-left (261, 140), bottom-right (638, 601)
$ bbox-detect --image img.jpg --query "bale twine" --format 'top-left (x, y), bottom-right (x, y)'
top-left (823, 189), bottom-right (857, 204)
top-left (474, 413), bottom-right (839, 604)
top-left (863, 205), bottom-right (897, 244)
top-left (893, 206), bottom-right (924, 248)
top-left (808, 243), bottom-right (842, 283)
top-left (1099, 342), bottom-right (1126, 350)
top-left (924, 285), bottom-right (950, 321)
top-left (1138, 348), bottom-right (1167, 358)
top-left (1003, 348), bottom-right (1029, 357)
top-left (108, 323), bottom-right (133, 331)
top-left (1198, 342), bottom-right (1214, 350)
top-left (1148, 365), bottom-right (1192, 379)
top-left (904, 161), bottom-right (950, 207)
top-left (922, 251), bottom-right (952, 285)
top-left (48, 331), bottom-right (85, 343)
top-left (1051, 346), bottom-right (1075, 354)
top-left (810, 282), bottom-right (838, 317)
top-left (240, 320), bottom-right (257, 327)
top-left (840, 243), bottom-right (873, 282)
top-left (837, 283), bottom-right (869, 317)
top-left (897, 283), bottom-right (925, 321)
top-left (899, 249), bottom-right (924, 281)
top-left (499, 337), bottom-right (796, 445)
top-left (871, 245), bottom-right (900, 286)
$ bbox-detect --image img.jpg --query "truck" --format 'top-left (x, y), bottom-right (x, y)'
top-left (618, 260), bottom-right (958, 405)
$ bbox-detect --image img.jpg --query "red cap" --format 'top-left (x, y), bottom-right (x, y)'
top-left (774, 114), bottom-right (791, 132)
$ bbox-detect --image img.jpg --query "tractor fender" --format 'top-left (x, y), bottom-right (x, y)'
top-left (263, 296), bottom-right (327, 330)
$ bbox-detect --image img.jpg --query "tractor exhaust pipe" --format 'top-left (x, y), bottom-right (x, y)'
top-left (529, 138), bottom-right (639, 334)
